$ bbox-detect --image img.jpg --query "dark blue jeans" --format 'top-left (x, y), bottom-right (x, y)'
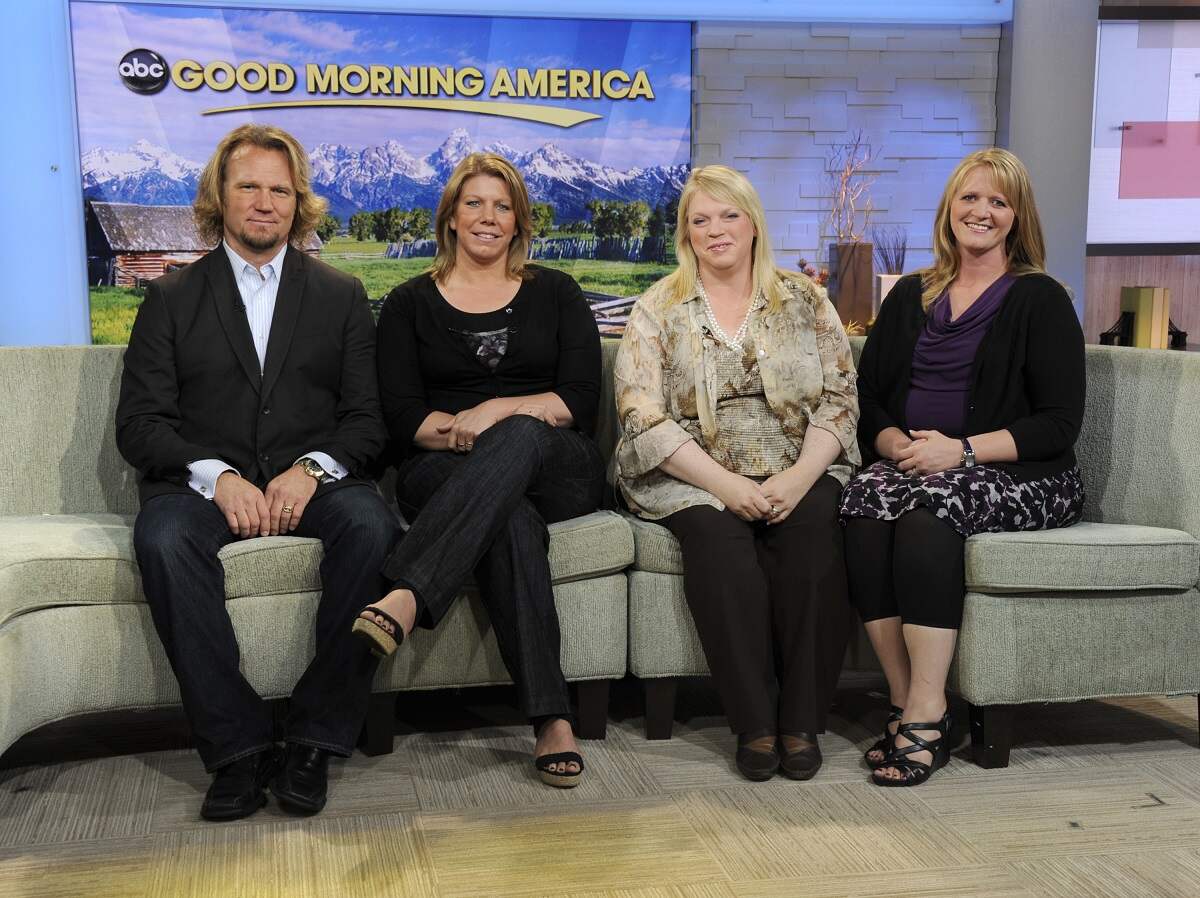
top-left (134, 483), bottom-right (400, 771)
top-left (381, 415), bottom-right (606, 721)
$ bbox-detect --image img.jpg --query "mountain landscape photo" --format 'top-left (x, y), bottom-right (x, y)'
top-left (82, 129), bottom-right (689, 224)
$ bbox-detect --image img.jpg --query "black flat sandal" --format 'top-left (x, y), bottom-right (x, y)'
top-left (864, 704), bottom-right (904, 769)
top-left (736, 729), bottom-right (780, 782)
top-left (871, 710), bottom-right (952, 787)
top-left (351, 605), bottom-right (405, 658)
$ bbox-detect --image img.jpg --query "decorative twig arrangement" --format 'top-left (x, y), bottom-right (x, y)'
top-left (823, 130), bottom-right (879, 247)
top-left (871, 226), bottom-right (907, 275)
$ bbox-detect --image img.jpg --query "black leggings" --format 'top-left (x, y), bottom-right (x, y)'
top-left (843, 508), bottom-right (966, 630)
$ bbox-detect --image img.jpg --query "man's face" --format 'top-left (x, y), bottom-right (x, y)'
top-left (221, 145), bottom-right (296, 263)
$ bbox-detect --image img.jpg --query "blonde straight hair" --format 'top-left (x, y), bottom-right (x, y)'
top-left (920, 148), bottom-right (1047, 308)
top-left (661, 165), bottom-right (808, 313)
top-left (193, 124), bottom-right (327, 247)
top-left (430, 153), bottom-right (534, 282)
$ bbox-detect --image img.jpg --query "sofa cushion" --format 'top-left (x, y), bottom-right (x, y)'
top-left (623, 513), bottom-right (683, 574)
top-left (0, 510), bottom-right (634, 625)
top-left (626, 510), bottom-right (1200, 594)
top-left (965, 522), bottom-right (1200, 593)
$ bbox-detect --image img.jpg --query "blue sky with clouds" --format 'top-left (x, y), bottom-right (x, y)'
top-left (70, 2), bottom-right (691, 169)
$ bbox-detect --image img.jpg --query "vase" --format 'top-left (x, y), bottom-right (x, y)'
top-left (828, 242), bottom-right (873, 330)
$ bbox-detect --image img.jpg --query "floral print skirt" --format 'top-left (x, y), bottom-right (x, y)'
top-left (838, 459), bottom-right (1086, 538)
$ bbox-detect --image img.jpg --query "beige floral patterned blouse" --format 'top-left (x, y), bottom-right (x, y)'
top-left (614, 274), bottom-right (861, 520)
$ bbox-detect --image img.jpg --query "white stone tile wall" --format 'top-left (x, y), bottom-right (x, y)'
top-left (692, 21), bottom-right (1000, 273)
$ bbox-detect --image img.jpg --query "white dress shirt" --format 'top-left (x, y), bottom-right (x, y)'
top-left (185, 241), bottom-right (347, 499)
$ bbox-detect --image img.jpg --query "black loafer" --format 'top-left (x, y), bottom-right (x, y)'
top-left (735, 729), bottom-right (780, 781)
top-left (201, 746), bottom-right (282, 821)
top-left (270, 744), bottom-right (332, 815)
top-left (779, 732), bottom-right (822, 781)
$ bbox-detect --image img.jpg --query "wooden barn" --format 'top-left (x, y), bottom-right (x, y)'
top-left (85, 201), bottom-right (321, 287)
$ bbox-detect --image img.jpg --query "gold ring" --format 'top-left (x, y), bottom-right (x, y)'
top-left (770, 505), bottom-right (778, 515)
top-left (281, 505), bottom-right (294, 514)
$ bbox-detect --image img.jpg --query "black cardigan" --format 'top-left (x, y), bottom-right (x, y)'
top-left (857, 272), bottom-right (1085, 482)
top-left (376, 265), bottom-right (601, 458)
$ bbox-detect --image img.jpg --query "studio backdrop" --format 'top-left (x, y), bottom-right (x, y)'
top-left (70, 1), bottom-right (693, 342)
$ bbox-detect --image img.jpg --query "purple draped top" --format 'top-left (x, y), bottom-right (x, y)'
top-left (904, 273), bottom-right (1016, 437)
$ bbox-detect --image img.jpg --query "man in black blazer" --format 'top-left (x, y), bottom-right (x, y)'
top-left (116, 124), bottom-right (398, 821)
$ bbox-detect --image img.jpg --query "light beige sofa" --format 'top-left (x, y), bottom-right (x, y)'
top-left (621, 339), bottom-right (1200, 766)
top-left (0, 346), bottom-right (633, 762)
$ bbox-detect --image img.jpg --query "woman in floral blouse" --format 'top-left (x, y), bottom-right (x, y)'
top-left (615, 165), bottom-right (860, 781)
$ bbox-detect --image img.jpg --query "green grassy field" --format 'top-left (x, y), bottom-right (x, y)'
top-left (322, 235), bottom-right (391, 254)
top-left (88, 254), bottom-right (670, 344)
top-left (89, 287), bottom-right (146, 345)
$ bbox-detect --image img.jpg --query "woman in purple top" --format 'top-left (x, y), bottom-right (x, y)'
top-left (840, 148), bottom-right (1086, 786)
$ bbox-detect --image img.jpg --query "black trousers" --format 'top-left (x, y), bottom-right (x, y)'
top-left (381, 415), bottom-right (606, 721)
top-left (843, 509), bottom-right (967, 629)
top-left (134, 483), bottom-right (400, 772)
top-left (662, 475), bottom-right (852, 735)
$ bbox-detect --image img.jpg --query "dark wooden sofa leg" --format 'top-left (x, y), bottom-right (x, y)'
top-left (969, 702), bottom-right (1013, 768)
top-left (357, 691), bottom-right (396, 756)
top-left (644, 678), bottom-right (677, 740)
top-left (575, 680), bottom-right (611, 740)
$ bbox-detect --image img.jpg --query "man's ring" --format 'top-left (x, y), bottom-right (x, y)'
top-left (769, 505), bottom-right (778, 516)
top-left (282, 505), bottom-right (294, 514)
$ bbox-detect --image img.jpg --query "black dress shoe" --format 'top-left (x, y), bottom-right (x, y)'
top-left (270, 744), bottom-right (331, 815)
top-left (201, 747), bottom-right (282, 821)
top-left (779, 732), bottom-right (822, 781)
top-left (735, 729), bottom-right (780, 781)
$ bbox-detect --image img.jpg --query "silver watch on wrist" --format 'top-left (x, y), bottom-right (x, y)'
top-left (960, 438), bottom-right (976, 469)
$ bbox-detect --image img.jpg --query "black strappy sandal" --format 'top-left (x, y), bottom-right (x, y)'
top-left (351, 605), bottom-right (406, 658)
top-left (871, 710), bottom-right (952, 787)
top-left (864, 704), bottom-right (904, 769)
top-left (533, 718), bottom-right (584, 788)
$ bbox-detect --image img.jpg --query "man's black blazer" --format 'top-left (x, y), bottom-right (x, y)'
top-left (116, 245), bottom-right (387, 505)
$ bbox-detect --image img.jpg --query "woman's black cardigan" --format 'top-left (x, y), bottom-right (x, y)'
top-left (376, 265), bottom-right (601, 461)
top-left (856, 272), bottom-right (1085, 482)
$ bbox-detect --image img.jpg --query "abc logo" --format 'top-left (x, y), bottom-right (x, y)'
top-left (119, 49), bottom-right (168, 95)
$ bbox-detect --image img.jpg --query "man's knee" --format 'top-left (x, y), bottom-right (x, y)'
top-left (134, 495), bottom-right (222, 566)
top-left (319, 487), bottom-right (400, 560)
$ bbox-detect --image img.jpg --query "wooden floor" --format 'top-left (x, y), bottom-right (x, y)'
top-left (1, 679), bottom-right (1198, 898)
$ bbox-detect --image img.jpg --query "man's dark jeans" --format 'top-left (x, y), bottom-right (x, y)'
top-left (382, 415), bottom-right (606, 722)
top-left (134, 483), bottom-right (399, 771)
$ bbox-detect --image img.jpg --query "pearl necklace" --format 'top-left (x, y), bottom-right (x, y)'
top-left (697, 277), bottom-right (753, 351)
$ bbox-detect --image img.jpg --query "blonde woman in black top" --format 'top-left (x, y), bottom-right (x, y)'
top-left (841, 148), bottom-right (1085, 787)
top-left (353, 153), bottom-right (604, 788)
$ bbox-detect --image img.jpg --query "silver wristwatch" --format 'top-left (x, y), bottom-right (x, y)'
top-left (960, 438), bottom-right (976, 469)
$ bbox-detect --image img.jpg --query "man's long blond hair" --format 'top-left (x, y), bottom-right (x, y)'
top-left (193, 124), bottom-right (326, 247)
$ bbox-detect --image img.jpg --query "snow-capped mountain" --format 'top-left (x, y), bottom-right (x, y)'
top-left (82, 129), bottom-right (688, 222)
top-left (81, 139), bottom-right (202, 206)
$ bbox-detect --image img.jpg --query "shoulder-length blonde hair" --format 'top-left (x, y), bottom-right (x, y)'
top-left (920, 147), bottom-right (1047, 308)
top-left (193, 124), bottom-right (327, 247)
top-left (660, 164), bottom-right (806, 313)
top-left (430, 153), bottom-right (534, 282)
